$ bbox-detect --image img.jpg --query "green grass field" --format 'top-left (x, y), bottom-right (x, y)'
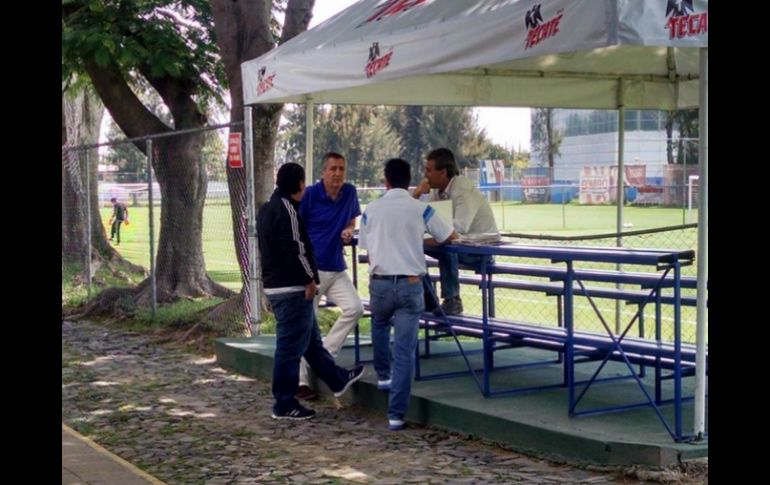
top-left (102, 202), bottom-right (698, 282)
top-left (102, 201), bottom-right (703, 342)
top-left (101, 202), bottom-right (242, 291)
top-left (491, 201), bottom-right (697, 235)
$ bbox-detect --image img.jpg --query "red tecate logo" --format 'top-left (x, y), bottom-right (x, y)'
top-left (257, 66), bottom-right (276, 96)
top-left (665, 1), bottom-right (707, 39)
top-left (358, 0), bottom-right (430, 27)
top-left (524, 5), bottom-right (564, 50)
top-left (365, 42), bottom-right (394, 78)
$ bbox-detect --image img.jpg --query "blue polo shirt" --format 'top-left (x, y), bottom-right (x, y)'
top-left (300, 181), bottom-right (361, 272)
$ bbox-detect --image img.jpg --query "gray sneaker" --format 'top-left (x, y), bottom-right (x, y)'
top-left (435, 297), bottom-right (463, 316)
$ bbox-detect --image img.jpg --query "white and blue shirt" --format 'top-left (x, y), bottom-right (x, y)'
top-left (359, 188), bottom-right (454, 276)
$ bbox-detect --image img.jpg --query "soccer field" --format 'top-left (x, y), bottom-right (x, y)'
top-left (102, 202), bottom-right (698, 289)
top-left (102, 201), bottom-right (702, 343)
top-left (491, 202), bottom-right (697, 234)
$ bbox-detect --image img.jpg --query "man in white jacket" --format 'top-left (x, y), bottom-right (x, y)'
top-left (412, 148), bottom-right (499, 315)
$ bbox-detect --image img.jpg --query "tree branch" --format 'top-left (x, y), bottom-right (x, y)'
top-left (84, 59), bottom-right (169, 153)
top-left (282, 0), bottom-right (315, 44)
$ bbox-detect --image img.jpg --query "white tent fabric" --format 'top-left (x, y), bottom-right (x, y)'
top-left (242, 0), bottom-right (708, 439)
top-left (242, 0), bottom-right (707, 109)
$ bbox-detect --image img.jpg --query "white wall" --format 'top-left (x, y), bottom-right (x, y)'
top-left (533, 130), bottom-right (672, 182)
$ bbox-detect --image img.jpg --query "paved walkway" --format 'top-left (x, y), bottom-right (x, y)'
top-left (62, 320), bottom-right (706, 484)
top-left (63, 423), bottom-right (166, 484)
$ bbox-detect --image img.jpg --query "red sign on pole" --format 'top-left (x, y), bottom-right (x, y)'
top-left (228, 133), bottom-right (243, 168)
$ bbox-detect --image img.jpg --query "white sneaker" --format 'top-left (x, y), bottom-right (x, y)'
top-left (388, 419), bottom-right (405, 431)
top-left (377, 379), bottom-right (391, 390)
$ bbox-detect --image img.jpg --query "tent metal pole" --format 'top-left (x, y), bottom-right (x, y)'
top-left (615, 80), bottom-right (626, 334)
top-left (694, 47), bottom-right (708, 440)
top-left (305, 99), bottom-right (315, 184)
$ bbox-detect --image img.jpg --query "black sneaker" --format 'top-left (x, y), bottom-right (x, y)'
top-left (333, 365), bottom-right (365, 398)
top-left (271, 404), bottom-right (316, 421)
top-left (435, 296), bottom-right (463, 316)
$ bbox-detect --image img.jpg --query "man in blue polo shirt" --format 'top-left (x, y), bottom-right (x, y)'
top-left (296, 152), bottom-right (365, 400)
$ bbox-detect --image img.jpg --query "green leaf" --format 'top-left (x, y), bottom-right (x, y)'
top-left (94, 46), bottom-right (111, 67)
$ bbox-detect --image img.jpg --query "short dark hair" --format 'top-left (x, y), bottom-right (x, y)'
top-left (384, 158), bottom-right (411, 189)
top-left (322, 152), bottom-right (345, 170)
top-left (276, 163), bottom-right (305, 195)
top-left (426, 147), bottom-right (459, 178)
top-left (110, 197), bottom-right (117, 203)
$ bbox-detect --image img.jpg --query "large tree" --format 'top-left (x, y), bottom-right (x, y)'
top-left (388, 106), bottom-right (425, 182)
top-left (63, 0), bottom-right (231, 302)
top-left (531, 108), bottom-right (562, 176)
top-left (278, 104), bottom-right (401, 185)
top-left (279, 104), bottom-right (497, 185)
top-left (62, 83), bottom-right (110, 262)
top-left (62, 83), bottom-right (146, 284)
top-left (389, 106), bottom-right (485, 181)
top-left (666, 109), bottom-right (699, 165)
top-left (209, 0), bottom-right (315, 328)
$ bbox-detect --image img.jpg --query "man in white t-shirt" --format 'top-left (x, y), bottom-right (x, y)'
top-left (359, 158), bottom-right (456, 431)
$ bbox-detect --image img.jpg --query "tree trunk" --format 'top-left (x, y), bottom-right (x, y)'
top-left (545, 108), bottom-right (555, 182)
top-left (211, 0), bottom-right (314, 278)
top-left (665, 111), bottom-right (675, 165)
top-left (404, 106), bottom-right (424, 183)
top-left (62, 86), bottom-right (117, 264)
top-left (82, 54), bottom-right (236, 302)
top-left (62, 133), bottom-right (85, 261)
top-left (210, 0), bottom-right (314, 331)
top-left (145, 133), bottom-right (232, 302)
top-left (252, 107), bottom-right (283, 203)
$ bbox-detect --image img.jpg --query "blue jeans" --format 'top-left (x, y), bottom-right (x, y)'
top-left (369, 276), bottom-right (424, 420)
top-left (425, 249), bottom-right (487, 299)
top-left (268, 291), bottom-right (348, 414)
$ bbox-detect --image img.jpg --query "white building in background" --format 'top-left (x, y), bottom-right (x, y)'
top-left (532, 109), bottom-right (676, 183)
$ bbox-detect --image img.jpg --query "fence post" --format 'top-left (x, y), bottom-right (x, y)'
top-left (561, 184), bottom-right (566, 229)
top-left (500, 169), bottom-right (505, 229)
top-left (244, 106), bottom-right (260, 336)
top-left (85, 149), bottom-right (92, 299)
top-left (694, 46), bottom-right (708, 440)
top-left (682, 145), bottom-right (687, 224)
top-left (147, 139), bottom-right (157, 319)
top-left (615, 80), bottom-right (626, 334)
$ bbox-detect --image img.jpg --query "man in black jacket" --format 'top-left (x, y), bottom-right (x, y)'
top-left (257, 163), bottom-right (365, 420)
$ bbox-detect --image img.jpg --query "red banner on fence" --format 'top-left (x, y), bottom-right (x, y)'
top-left (228, 133), bottom-right (243, 168)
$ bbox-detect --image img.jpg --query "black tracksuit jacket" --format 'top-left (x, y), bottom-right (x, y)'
top-left (257, 189), bottom-right (320, 289)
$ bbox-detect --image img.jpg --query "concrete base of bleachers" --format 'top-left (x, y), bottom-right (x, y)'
top-left (215, 335), bottom-right (707, 467)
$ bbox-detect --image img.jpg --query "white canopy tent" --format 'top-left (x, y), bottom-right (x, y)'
top-left (242, 0), bottom-right (708, 438)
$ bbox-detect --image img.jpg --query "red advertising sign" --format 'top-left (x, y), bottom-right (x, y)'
top-left (228, 133), bottom-right (243, 168)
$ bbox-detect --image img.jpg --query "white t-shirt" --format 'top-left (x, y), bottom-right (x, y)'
top-left (359, 188), bottom-right (454, 276)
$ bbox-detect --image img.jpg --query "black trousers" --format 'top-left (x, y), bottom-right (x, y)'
top-left (110, 220), bottom-right (123, 243)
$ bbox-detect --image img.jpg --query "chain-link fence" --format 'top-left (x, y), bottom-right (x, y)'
top-left (348, 225), bottom-right (701, 347)
top-left (64, 124), bottom-right (704, 344)
top-left (62, 122), bottom-right (247, 323)
top-left (347, 174), bottom-right (703, 346)
top-left (457, 137), bottom-right (702, 229)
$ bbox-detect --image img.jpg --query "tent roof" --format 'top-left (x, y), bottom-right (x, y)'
top-left (242, 0), bottom-right (708, 109)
